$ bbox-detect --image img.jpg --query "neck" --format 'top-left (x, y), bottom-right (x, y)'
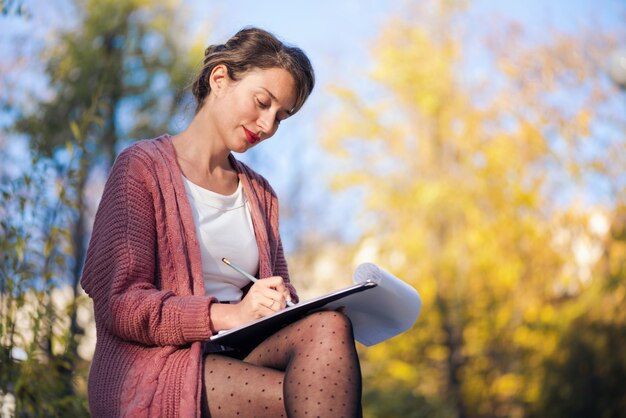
top-left (173, 106), bottom-right (231, 174)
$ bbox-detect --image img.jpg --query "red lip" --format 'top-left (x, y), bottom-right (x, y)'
top-left (243, 127), bottom-right (260, 144)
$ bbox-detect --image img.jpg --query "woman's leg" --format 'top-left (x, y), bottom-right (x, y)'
top-left (202, 310), bottom-right (362, 418)
top-left (245, 310), bottom-right (362, 418)
top-left (202, 354), bottom-right (287, 417)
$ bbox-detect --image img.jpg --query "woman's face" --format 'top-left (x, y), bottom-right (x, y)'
top-left (209, 66), bottom-right (298, 153)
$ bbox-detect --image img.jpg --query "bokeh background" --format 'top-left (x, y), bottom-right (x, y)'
top-left (1, 0), bottom-right (625, 416)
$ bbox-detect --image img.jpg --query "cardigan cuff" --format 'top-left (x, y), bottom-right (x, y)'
top-left (181, 296), bottom-right (216, 341)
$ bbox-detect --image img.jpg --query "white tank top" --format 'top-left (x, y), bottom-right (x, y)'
top-left (182, 176), bottom-right (260, 302)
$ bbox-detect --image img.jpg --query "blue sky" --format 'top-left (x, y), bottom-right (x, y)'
top-left (1, 0), bottom-right (625, 249)
top-left (185, 0), bottom-right (625, 246)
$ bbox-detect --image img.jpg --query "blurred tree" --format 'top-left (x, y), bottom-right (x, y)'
top-left (16, 0), bottom-right (193, 165)
top-left (535, 205), bottom-right (626, 418)
top-left (321, 1), bottom-right (625, 417)
top-left (2, 0), bottom-right (198, 412)
top-left (1, 116), bottom-right (94, 415)
top-left (13, 0), bottom-right (194, 357)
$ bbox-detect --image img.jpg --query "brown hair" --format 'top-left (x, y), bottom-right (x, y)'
top-left (191, 27), bottom-right (315, 114)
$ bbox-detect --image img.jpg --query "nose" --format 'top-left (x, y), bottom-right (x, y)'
top-left (257, 111), bottom-right (277, 138)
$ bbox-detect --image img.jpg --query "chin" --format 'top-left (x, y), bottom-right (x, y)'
top-left (232, 142), bottom-right (252, 154)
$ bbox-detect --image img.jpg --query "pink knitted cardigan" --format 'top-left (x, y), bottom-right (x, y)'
top-left (80, 135), bottom-right (298, 417)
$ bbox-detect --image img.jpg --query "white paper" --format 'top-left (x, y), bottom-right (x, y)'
top-left (325, 263), bottom-right (422, 346)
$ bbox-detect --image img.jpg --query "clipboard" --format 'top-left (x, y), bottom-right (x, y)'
top-left (209, 280), bottom-right (377, 349)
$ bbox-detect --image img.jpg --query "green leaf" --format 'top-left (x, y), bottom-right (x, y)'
top-left (70, 120), bottom-right (82, 142)
top-left (44, 239), bottom-right (53, 259)
top-left (66, 140), bottom-right (75, 159)
top-left (15, 236), bottom-right (25, 264)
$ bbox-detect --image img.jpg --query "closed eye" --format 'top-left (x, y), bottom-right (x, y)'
top-left (256, 98), bottom-right (270, 109)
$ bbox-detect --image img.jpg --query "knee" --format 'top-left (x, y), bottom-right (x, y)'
top-left (302, 310), bottom-right (354, 341)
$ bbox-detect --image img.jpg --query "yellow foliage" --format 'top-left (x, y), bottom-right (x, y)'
top-left (492, 373), bottom-right (522, 398)
top-left (387, 359), bottom-right (418, 384)
top-left (316, 1), bottom-right (626, 417)
top-left (425, 344), bottom-right (449, 362)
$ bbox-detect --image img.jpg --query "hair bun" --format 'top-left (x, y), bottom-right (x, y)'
top-left (191, 27), bottom-right (314, 115)
top-left (204, 44), bottom-right (225, 57)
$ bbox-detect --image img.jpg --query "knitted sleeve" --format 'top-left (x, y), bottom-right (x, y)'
top-left (275, 235), bottom-right (299, 303)
top-left (81, 148), bottom-right (215, 346)
top-left (257, 173), bottom-right (299, 304)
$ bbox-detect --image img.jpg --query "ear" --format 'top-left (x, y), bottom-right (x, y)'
top-left (209, 64), bottom-right (230, 97)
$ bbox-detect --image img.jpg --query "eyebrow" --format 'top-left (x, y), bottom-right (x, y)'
top-left (261, 87), bottom-right (294, 117)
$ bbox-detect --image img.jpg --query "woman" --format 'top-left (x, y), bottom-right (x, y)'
top-left (81, 27), bottom-right (362, 417)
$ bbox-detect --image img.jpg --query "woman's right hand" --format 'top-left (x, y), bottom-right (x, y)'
top-left (236, 276), bottom-right (289, 321)
top-left (208, 276), bottom-right (290, 332)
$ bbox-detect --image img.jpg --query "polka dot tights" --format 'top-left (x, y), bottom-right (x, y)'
top-left (202, 311), bottom-right (362, 417)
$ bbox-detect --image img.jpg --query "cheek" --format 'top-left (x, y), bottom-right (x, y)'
top-left (222, 100), bottom-right (250, 129)
top-left (232, 94), bottom-right (255, 118)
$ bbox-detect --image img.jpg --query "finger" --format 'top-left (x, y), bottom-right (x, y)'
top-left (250, 287), bottom-right (283, 307)
top-left (253, 304), bottom-right (276, 319)
top-left (267, 297), bottom-right (281, 312)
top-left (255, 287), bottom-right (286, 305)
top-left (248, 294), bottom-right (278, 318)
top-left (247, 280), bottom-right (288, 310)
top-left (248, 281), bottom-right (283, 298)
top-left (272, 279), bottom-right (287, 295)
top-left (260, 276), bottom-right (286, 290)
top-left (265, 277), bottom-right (288, 304)
top-left (267, 294), bottom-right (286, 311)
top-left (256, 277), bottom-right (289, 304)
top-left (256, 295), bottom-right (284, 315)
